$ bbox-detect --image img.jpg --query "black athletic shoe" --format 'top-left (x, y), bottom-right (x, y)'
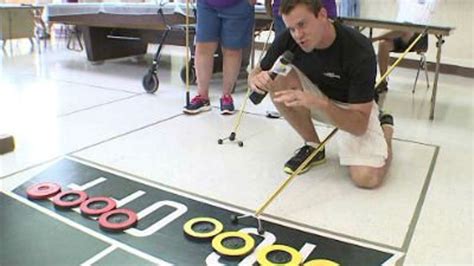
top-left (379, 112), bottom-right (394, 127)
top-left (284, 145), bottom-right (326, 174)
top-left (375, 80), bottom-right (389, 94)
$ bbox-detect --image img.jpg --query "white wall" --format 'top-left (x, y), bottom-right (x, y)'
top-left (358, 0), bottom-right (473, 68)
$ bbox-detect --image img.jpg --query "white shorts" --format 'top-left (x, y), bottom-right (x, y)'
top-left (294, 67), bottom-right (388, 168)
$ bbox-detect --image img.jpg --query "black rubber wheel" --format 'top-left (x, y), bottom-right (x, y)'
top-left (257, 227), bottom-right (265, 235)
top-left (229, 132), bottom-right (236, 141)
top-left (238, 141), bottom-right (244, 147)
top-left (142, 72), bottom-right (159, 93)
top-left (180, 65), bottom-right (197, 85)
top-left (218, 139), bottom-right (223, 145)
top-left (230, 214), bottom-right (238, 224)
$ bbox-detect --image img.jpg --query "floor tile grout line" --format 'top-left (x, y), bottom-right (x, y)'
top-left (0, 113), bottom-right (184, 179)
top-left (392, 137), bottom-right (439, 148)
top-left (0, 156), bottom-right (61, 180)
top-left (5, 71), bottom-right (144, 95)
top-left (66, 113), bottom-right (185, 156)
top-left (58, 94), bottom-right (142, 118)
top-left (264, 213), bottom-right (404, 252)
top-left (55, 79), bottom-right (143, 95)
top-left (398, 146), bottom-right (440, 264)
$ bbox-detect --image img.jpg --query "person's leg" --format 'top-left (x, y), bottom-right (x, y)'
top-left (219, 0), bottom-right (254, 113)
top-left (348, 114), bottom-right (394, 189)
top-left (194, 2), bottom-right (222, 99)
top-left (340, 0), bottom-right (348, 17)
top-left (220, 1), bottom-right (254, 94)
top-left (354, 0), bottom-right (360, 17)
top-left (271, 70), bottom-right (328, 174)
top-left (221, 48), bottom-right (242, 96)
top-left (349, 128), bottom-right (392, 188)
top-left (377, 40), bottom-right (394, 82)
top-left (375, 31), bottom-right (414, 77)
top-left (195, 42), bottom-right (219, 98)
top-left (372, 30), bottom-right (405, 42)
top-left (183, 1), bottom-right (220, 114)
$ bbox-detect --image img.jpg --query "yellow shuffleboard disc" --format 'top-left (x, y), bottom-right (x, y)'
top-left (257, 244), bottom-right (302, 266)
top-left (212, 231), bottom-right (255, 257)
top-left (183, 217), bottom-right (224, 240)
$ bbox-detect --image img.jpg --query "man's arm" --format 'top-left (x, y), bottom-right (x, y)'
top-left (274, 89), bottom-right (372, 136)
top-left (324, 99), bottom-right (372, 135)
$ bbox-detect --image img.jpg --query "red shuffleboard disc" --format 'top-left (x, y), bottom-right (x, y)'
top-left (80, 196), bottom-right (116, 216)
top-left (98, 208), bottom-right (138, 231)
top-left (52, 190), bottom-right (88, 208)
top-left (26, 182), bottom-right (61, 200)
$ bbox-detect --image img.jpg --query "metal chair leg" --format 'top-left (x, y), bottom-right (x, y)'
top-left (422, 54), bottom-right (430, 89)
top-left (412, 55), bottom-right (423, 94)
top-left (66, 26), bottom-right (83, 51)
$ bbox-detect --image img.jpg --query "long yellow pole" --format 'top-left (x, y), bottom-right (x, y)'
top-left (231, 21), bottom-right (275, 135)
top-left (255, 128), bottom-right (338, 216)
top-left (184, 0), bottom-right (191, 105)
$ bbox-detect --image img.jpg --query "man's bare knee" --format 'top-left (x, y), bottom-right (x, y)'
top-left (350, 167), bottom-right (383, 189)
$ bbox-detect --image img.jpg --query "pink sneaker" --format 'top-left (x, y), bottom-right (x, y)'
top-left (183, 95), bottom-right (211, 114)
top-left (220, 94), bottom-right (235, 115)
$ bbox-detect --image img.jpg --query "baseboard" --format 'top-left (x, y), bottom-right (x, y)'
top-left (389, 57), bottom-right (473, 78)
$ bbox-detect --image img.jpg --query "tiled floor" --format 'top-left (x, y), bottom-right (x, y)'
top-left (1, 38), bottom-right (472, 265)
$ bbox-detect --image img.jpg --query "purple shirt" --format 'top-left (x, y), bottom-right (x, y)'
top-left (273, 0), bottom-right (337, 19)
top-left (323, 0), bottom-right (337, 19)
top-left (205, 0), bottom-right (241, 8)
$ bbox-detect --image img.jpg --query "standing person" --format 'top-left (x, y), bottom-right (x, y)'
top-left (372, 0), bottom-right (438, 94)
top-left (339, 0), bottom-right (360, 18)
top-left (248, 0), bottom-right (394, 189)
top-left (183, 0), bottom-right (256, 115)
top-left (266, 0), bottom-right (337, 37)
top-left (265, 0), bottom-right (286, 36)
top-left (322, 0), bottom-right (337, 19)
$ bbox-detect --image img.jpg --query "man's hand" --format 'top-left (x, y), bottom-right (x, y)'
top-left (273, 89), bottom-right (329, 110)
top-left (248, 70), bottom-right (274, 94)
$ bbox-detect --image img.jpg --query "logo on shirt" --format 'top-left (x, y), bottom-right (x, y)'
top-left (323, 72), bottom-right (341, 79)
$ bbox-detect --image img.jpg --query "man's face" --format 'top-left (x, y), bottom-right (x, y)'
top-left (282, 4), bottom-right (327, 52)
